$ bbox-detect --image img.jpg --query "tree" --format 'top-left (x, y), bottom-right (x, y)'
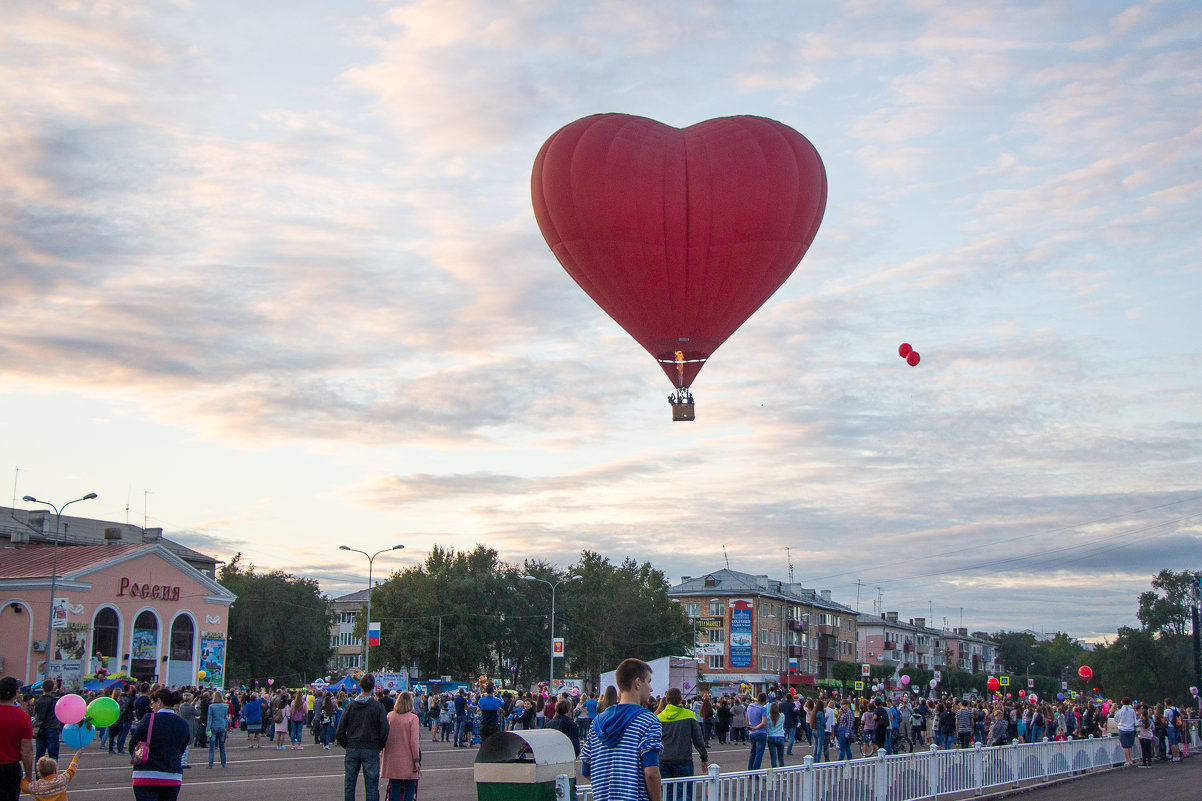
top-left (1138, 570), bottom-right (1195, 637)
top-left (219, 554), bottom-right (334, 686)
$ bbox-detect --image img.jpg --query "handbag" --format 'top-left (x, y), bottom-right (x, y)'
top-left (131, 712), bottom-right (155, 766)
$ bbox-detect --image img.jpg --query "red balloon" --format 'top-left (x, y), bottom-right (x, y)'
top-left (987, 677), bottom-right (1000, 692)
top-left (532, 114), bottom-right (827, 390)
top-left (906, 351), bottom-right (920, 366)
top-left (898, 343), bottom-right (912, 358)
top-left (1078, 665), bottom-right (1092, 681)
top-left (1019, 689), bottom-right (1026, 697)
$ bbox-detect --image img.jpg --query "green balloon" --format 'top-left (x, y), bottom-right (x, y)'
top-left (86, 696), bottom-right (120, 729)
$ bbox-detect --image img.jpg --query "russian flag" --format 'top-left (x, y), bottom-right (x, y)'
top-left (368, 622), bottom-right (380, 646)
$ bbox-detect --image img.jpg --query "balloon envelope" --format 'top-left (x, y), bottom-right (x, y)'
top-left (987, 677), bottom-right (1000, 692)
top-left (1078, 666), bottom-right (1093, 680)
top-left (906, 351), bottom-right (921, 366)
top-left (55, 693), bottom-right (86, 726)
top-left (86, 696), bottom-right (120, 729)
top-left (1057, 693), bottom-right (1065, 700)
top-left (198, 670), bottom-right (206, 680)
top-left (61, 723), bottom-right (95, 750)
top-left (532, 113), bottom-right (827, 390)
top-left (901, 675), bottom-right (911, 685)
top-left (898, 343), bottom-right (912, 358)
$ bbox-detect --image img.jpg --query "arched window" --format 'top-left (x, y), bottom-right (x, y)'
top-left (170, 616), bottom-right (194, 661)
top-left (92, 608), bottom-right (119, 658)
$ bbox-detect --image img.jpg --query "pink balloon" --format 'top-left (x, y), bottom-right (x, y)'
top-left (267, 679), bottom-right (274, 685)
top-left (898, 343), bottom-right (912, 358)
top-left (901, 675), bottom-right (911, 685)
top-left (906, 351), bottom-right (920, 366)
top-left (55, 693), bottom-right (87, 725)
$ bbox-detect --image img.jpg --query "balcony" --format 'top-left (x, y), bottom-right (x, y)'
top-left (883, 640), bottom-right (897, 650)
top-left (903, 642), bottom-right (913, 652)
top-left (788, 645), bottom-right (802, 657)
top-left (788, 619), bottom-right (804, 632)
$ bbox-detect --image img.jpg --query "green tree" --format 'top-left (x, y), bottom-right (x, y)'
top-left (219, 554), bottom-right (334, 686)
top-left (1138, 570), bottom-right (1195, 636)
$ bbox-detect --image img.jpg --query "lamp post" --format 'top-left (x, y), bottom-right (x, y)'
top-left (338, 544), bottom-right (404, 672)
top-left (522, 574), bottom-right (581, 692)
top-left (23, 492), bottom-right (98, 679)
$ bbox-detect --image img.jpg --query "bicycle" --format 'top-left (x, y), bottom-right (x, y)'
top-left (859, 730), bottom-right (915, 756)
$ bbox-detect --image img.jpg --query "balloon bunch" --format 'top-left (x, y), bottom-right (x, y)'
top-left (898, 343), bottom-right (920, 366)
top-left (54, 695), bottom-right (121, 750)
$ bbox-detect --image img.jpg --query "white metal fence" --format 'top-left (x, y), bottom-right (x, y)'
top-left (575, 735), bottom-right (1128, 801)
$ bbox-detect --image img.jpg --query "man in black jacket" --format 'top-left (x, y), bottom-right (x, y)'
top-left (31, 679), bottom-right (60, 761)
top-left (335, 674), bottom-right (389, 801)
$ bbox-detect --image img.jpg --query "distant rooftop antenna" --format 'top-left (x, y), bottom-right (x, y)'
top-left (722, 545), bottom-right (730, 570)
top-left (786, 547), bottom-right (794, 584)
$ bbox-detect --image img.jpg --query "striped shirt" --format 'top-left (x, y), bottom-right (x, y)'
top-left (581, 704), bottom-right (662, 801)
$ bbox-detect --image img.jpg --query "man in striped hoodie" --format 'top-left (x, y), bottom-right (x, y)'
top-left (581, 659), bottom-right (663, 801)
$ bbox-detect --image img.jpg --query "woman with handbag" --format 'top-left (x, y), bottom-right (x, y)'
top-left (129, 689), bottom-right (191, 801)
top-left (205, 692), bottom-right (229, 768)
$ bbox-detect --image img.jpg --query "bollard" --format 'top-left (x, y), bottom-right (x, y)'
top-left (555, 774), bottom-right (572, 799)
top-left (802, 755), bottom-right (815, 801)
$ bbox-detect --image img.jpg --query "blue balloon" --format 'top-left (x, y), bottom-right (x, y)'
top-left (61, 723), bottom-right (95, 749)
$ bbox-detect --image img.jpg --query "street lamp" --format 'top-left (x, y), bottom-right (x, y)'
top-left (23, 492), bottom-right (98, 679)
top-left (523, 574), bottom-right (582, 692)
top-left (338, 544), bottom-right (404, 672)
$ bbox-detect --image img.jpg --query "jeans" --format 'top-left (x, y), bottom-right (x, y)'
top-left (454, 713), bottom-right (468, 746)
top-left (111, 720), bottom-right (131, 752)
top-left (837, 729), bottom-right (852, 761)
top-left (767, 736), bottom-right (784, 767)
top-left (747, 732), bottom-right (767, 770)
top-left (204, 726), bottom-right (225, 764)
top-left (208, 728), bottom-right (227, 766)
top-left (785, 726), bottom-right (796, 754)
top-left (344, 747), bottom-right (381, 801)
top-left (1031, 725), bottom-right (1044, 743)
top-left (701, 719), bottom-right (713, 746)
top-left (387, 779), bottom-right (417, 801)
top-left (660, 761), bottom-right (695, 801)
top-left (35, 728), bottom-right (60, 762)
top-left (289, 719), bottom-right (304, 745)
top-left (814, 727), bottom-right (828, 762)
top-left (133, 786), bottom-right (181, 801)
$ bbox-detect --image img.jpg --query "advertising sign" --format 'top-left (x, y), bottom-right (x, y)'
top-left (376, 672), bottom-right (410, 692)
top-left (199, 636), bottom-right (226, 687)
top-left (696, 617), bottom-right (725, 630)
top-left (728, 599), bottom-right (754, 669)
top-left (861, 663), bottom-right (871, 677)
top-left (695, 641), bottom-right (724, 656)
top-left (1028, 678), bottom-right (1035, 689)
top-left (51, 598), bottom-right (70, 630)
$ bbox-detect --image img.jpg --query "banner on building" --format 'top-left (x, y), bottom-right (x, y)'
top-left (728, 598), bottom-right (754, 669)
top-left (199, 635), bottom-right (226, 687)
top-left (51, 598), bottom-right (70, 630)
top-left (695, 641), bottom-right (724, 656)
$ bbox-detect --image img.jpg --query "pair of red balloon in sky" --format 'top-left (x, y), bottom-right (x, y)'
top-left (898, 342), bottom-right (921, 366)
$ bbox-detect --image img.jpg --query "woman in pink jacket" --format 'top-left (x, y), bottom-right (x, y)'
top-left (381, 692), bottom-right (421, 801)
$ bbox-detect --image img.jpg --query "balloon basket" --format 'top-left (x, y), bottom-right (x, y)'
top-left (668, 389), bottom-right (695, 421)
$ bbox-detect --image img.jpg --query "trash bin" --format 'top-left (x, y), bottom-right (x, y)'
top-left (474, 728), bottom-right (577, 801)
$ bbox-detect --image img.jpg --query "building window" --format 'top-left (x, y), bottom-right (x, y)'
top-left (91, 607), bottom-right (119, 659)
top-left (709, 600), bottom-right (723, 616)
top-left (708, 655), bottom-right (724, 669)
top-left (169, 616), bottom-right (194, 661)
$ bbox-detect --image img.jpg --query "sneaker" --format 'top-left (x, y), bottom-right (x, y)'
top-left (1173, 757), bottom-right (1181, 762)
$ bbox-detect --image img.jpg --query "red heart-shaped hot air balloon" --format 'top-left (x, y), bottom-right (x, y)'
top-left (532, 114), bottom-right (827, 405)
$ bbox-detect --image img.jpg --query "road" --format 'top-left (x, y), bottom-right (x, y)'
top-left (63, 733), bottom-right (1200, 800)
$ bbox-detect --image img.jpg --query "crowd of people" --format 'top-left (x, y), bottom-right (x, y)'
top-left (1, 667), bottom-right (1199, 801)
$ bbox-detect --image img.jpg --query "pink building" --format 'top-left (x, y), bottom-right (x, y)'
top-left (0, 543), bottom-right (234, 688)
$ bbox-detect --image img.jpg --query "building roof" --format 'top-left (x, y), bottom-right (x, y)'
top-left (669, 568), bottom-right (855, 614)
top-left (0, 543), bottom-right (236, 603)
top-left (857, 613), bottom-right (998, 646)
top-left (0, 543), bottom-right (147, 579)
top-left (331, 587), bottom-right (372, 604)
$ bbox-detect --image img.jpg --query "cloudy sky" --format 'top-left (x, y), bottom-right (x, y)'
top-left (3, 1), bottom-right (1200, 642)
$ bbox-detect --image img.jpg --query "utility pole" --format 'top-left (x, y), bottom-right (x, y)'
top-left (1193, 572), bottom-right (1201, 696)
top-left (855, 580), bottom-right (862, 613)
